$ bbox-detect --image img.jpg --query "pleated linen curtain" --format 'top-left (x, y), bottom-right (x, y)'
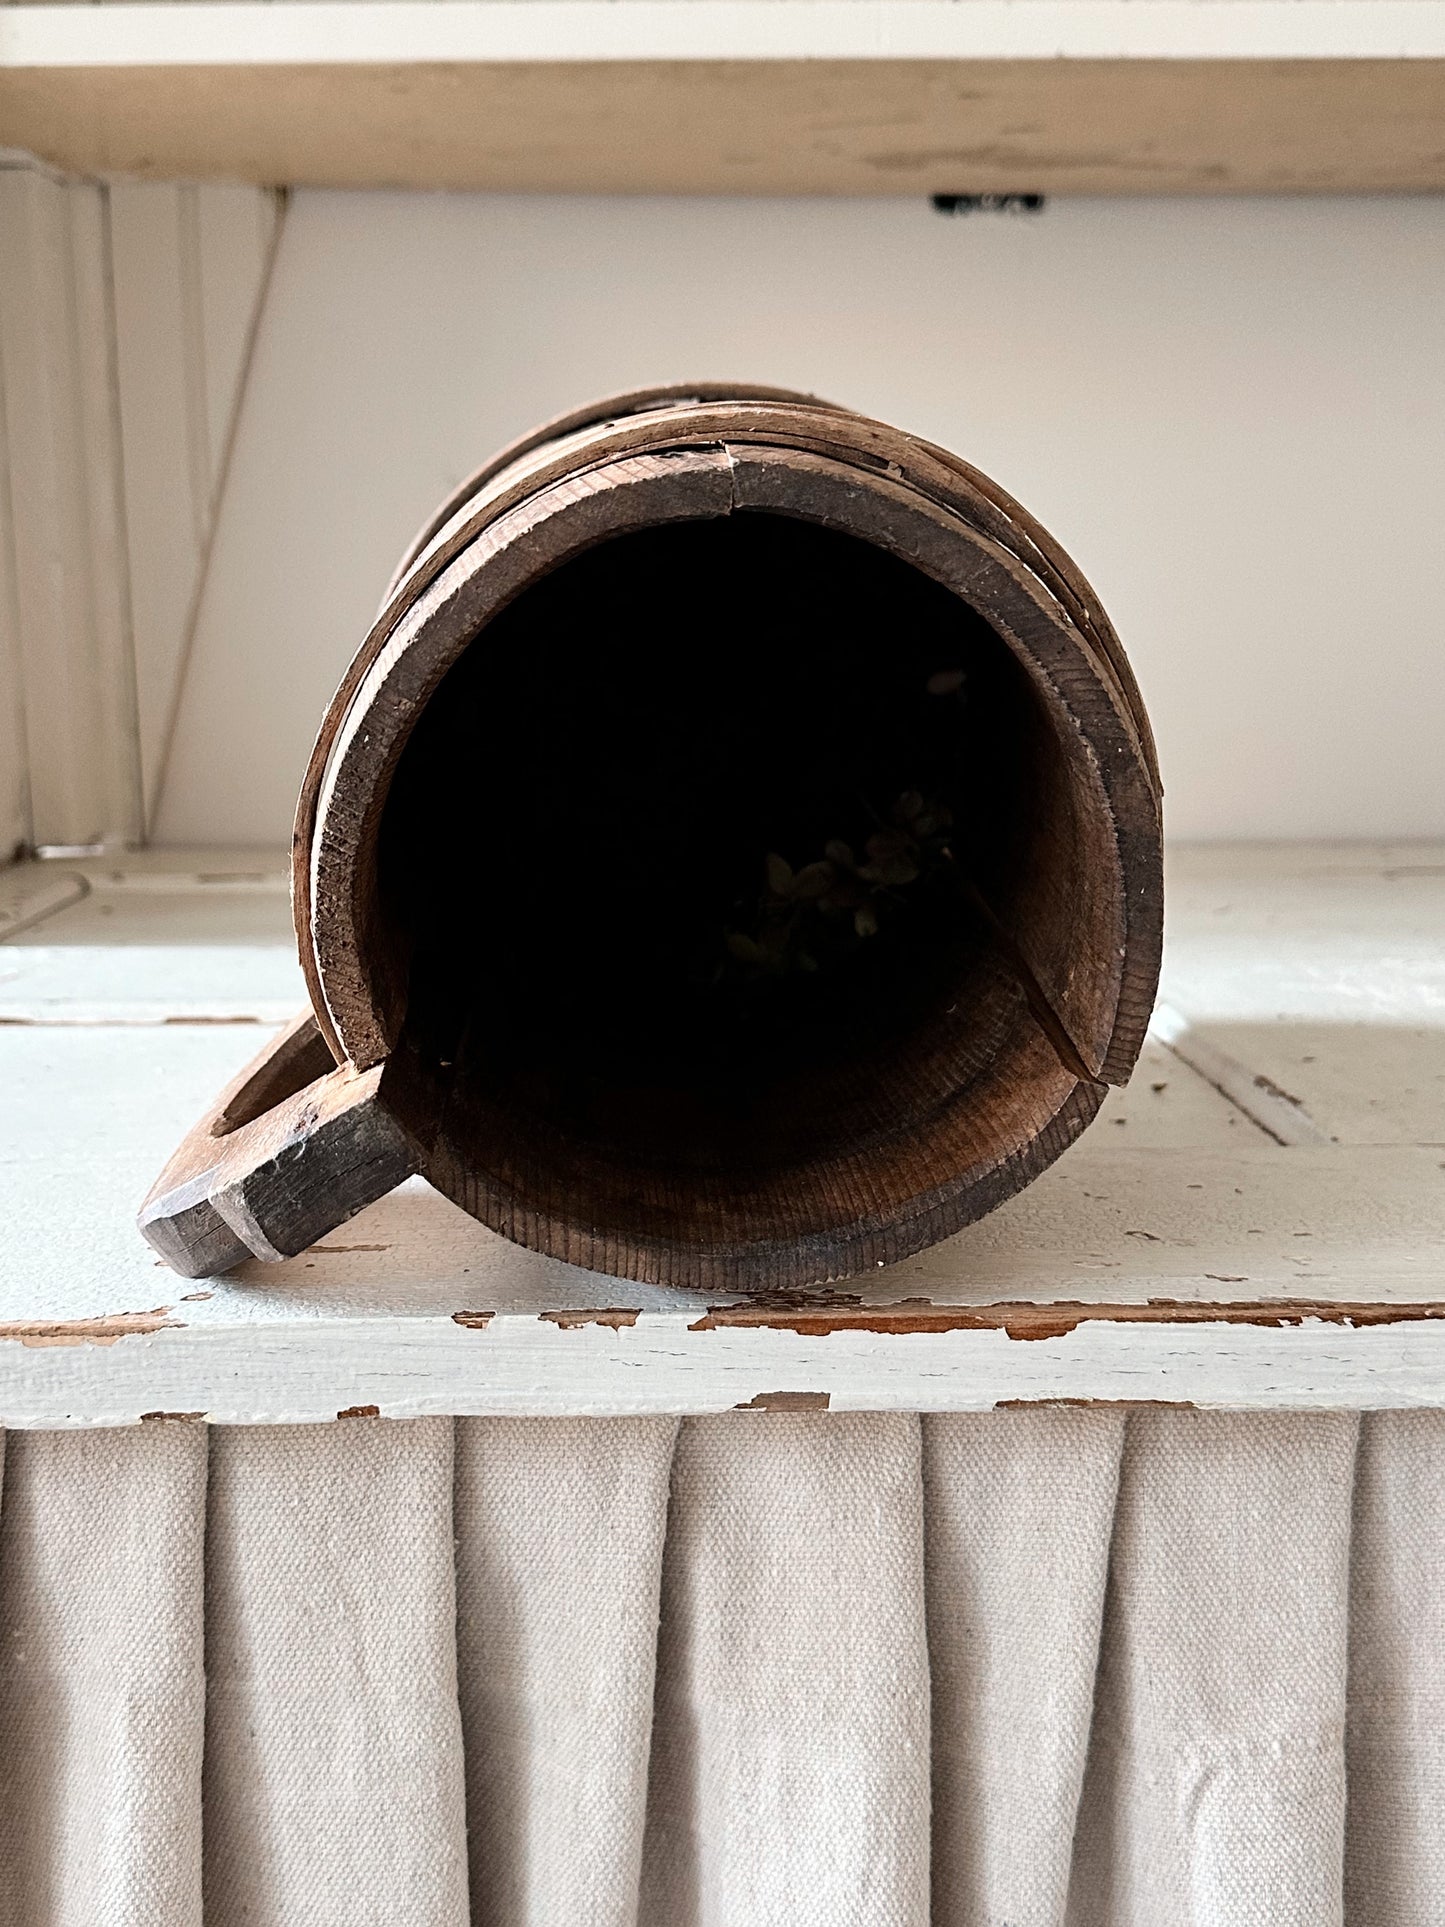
top-left (0, 1410), bottom-right (1436, 1926)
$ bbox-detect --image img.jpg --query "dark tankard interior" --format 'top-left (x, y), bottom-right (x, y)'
top-left (370, 506), bottom-right (1116, 1254)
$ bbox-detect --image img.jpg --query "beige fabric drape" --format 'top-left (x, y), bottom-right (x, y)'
top-left (203, 1421), bottom-right (468, 1925)
top-left (641, 1414), bottom-right (931, 1927)
top-left (0, 1410), bottom-right (1438, 1927)
top-left (926, 1408), bottom-right (1125, 1927)
top-left (1067, 1413), bottom-right (1358, 1927)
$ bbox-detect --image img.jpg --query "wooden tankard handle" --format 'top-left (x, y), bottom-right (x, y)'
top-left (139, 1013), bottom-right (420, 1279)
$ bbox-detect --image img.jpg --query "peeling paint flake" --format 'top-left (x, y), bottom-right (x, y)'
top-left (691, 1298), bottom-right (1445, 1342)
top-left (541, 1308), bottom-right (642, 1330)
top-left (337, 1404), bottom-right (380, 1419)
top-left (995, 1396), bottom-right (1197, 1411)
top-left (1253, 1070), bottom-right (1309, 1110)
top-left (0, 1308), bottom-right (179, 1348)
top-left (452, 1310), bottom-right (495, 1330)
top-left (735, 1390), bottom-right (832, 1411)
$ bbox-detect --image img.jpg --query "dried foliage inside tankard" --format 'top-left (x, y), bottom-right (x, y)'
top-left (721, 668), bottom-right (969, 987)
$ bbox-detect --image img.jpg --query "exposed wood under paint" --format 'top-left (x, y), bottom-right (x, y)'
top-left (0, 841), bottom-right (1442, 1422)
top-left (690, 1301), bottom-right (1445, 1340)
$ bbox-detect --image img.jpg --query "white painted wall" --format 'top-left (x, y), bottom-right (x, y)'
top-left (156, 190), bottom-right (1445, 845)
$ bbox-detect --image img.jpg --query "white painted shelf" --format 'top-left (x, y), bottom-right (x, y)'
top-left (2, 2), bottom-right (1444, 193)
top-left (1, 842), bottom-right (1443, 1425)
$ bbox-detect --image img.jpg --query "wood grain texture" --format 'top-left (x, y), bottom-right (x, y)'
top-left (3, 56), bottom-right (1444, 195)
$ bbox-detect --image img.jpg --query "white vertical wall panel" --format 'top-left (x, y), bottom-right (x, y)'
top-left (0, 162), bottom-right (278, 851)
top-left (0, 305), bottom-right (29, 860)
top-left (0, 163), bottom-right (139, 849)
top-left (196, 186), bottom-right (279, 491)
top-left (110, 181), bottom-right (279, 822)
top-left (155, 191), bottom-right (1445, 848)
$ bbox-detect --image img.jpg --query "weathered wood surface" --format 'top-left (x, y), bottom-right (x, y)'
top-left (1, 843), bottom-right (1443, 1423)
top-left (2, 5), bottom-right (1444, 195)
top-left (138, 1013), bottom-right (420, 1277)
top-left (290, 386), bottom-right (1162, 1291)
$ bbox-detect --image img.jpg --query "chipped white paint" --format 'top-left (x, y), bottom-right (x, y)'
top-left (0, 860), bottom-right (86, 940)
top-left (0, 847), bottom-right (302, 1020)
top-left (1, 845), bottom-right (1443, 1424)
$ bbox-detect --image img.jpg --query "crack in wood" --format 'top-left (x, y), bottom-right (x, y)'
top-left (962, 875), bottom-right (1105, 1084)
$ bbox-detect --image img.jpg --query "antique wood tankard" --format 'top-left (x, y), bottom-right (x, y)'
top-left (141, 385), bottom-right (1163, 1291)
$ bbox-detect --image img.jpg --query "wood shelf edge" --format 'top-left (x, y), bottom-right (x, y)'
top-left (3, 38), bottom-right (1444, 193)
